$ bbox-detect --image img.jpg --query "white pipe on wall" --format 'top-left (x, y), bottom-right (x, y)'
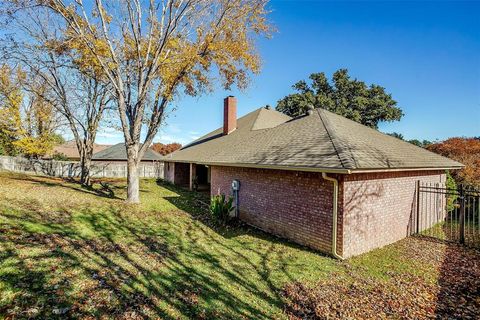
top-left (322, 172), bottom-right (344, 260)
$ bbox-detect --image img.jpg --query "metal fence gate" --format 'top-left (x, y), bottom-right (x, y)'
top-left (417, 181), bottom-right (480, 247)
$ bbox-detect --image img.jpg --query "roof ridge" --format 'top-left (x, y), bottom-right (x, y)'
top-left (319, 108), bottom-right (463, 167)
top-left (248, 108), bottom-right (264, 131)
top-left (163, 105), bottom-right (463, 171)
top-left (251, 107), bottom-right (292, 131)
top-left (317, 108), bottom-right (356, 169)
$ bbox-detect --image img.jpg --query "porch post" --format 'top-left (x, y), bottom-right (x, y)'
top-left (189, 163), bottom-right (196, 191)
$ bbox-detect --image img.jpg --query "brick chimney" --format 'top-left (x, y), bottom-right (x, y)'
top-left (223, 96), bottom-right (237, 135)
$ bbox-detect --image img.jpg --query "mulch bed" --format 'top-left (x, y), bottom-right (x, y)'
top-left (281, 237), bottom-right (480, 319)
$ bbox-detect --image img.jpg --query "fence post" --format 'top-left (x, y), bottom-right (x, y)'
top-left (459, 184), bottom-right (465, 244)
top-left (416, 180), bottom-right (421, 234)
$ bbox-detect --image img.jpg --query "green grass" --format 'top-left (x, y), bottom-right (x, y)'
top-left (0, 171), bottom-right (477, 319)
top-left (0, 172), bottom-right (341, 319)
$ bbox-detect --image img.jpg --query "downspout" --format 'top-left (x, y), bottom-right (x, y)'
top-left (322, 173), bottom-right (344, 260)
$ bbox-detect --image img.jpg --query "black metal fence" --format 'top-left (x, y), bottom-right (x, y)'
top-left (417, 181), bottom-right (480, 248)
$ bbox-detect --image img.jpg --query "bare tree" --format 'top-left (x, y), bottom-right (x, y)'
top-left (2, 6), bottom-right (112, 185)
top-left (6, 0), bottom-right (271, 203)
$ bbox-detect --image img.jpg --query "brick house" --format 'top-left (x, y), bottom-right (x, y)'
top-left (162, 97), bottom-right (463, 258)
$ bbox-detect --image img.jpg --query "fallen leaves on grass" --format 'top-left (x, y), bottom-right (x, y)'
top-left (282, 271), bottom-right (437, 319)
top-left (282, 238), bottom-right (480, 319)
top-left (435, 242), bottom-right (480, 319)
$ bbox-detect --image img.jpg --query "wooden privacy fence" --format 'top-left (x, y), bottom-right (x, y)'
top-left (416, 181), bottom-right (480, 248)
top-left (0, 156), bottom-right (164, 179)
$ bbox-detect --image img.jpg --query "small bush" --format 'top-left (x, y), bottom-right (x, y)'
top-left (210, 194), bottom-right (234, 224)
top-left (446, 171), bottom-right (458, 212)
top-left (52, 152), bottom-right (69, 161)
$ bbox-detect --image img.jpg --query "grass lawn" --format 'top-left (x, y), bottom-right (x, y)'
top-left (0, 171), bottom-right (479, 319)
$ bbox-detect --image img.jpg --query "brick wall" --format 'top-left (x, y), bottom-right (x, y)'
top-left (164, 162), bottom-right (175, 183)
top-left (174, 162), bottom-right (190, 186)
top-left (164, 162), bottom-right (190, 186)
top-left (340, 170), bottom-right (446, 258)
top-left (211, 166), bottom-right (338, 254)
top-left (179, 164), bottom-right (447, 258)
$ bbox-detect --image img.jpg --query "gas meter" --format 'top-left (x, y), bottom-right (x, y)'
top-left (231, 180), bottom-right (240, 218)
top-left (232, 179), bottom-right (240, 191)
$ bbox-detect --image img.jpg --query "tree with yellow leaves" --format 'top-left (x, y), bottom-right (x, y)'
top-left (14, 83), bottom-right (62, 158)
top-left (8, 0), bottom-right (272, 203)
top-left (0, 64), bottom-right (59, 158)
top-left (0, 64), bottom-right (61, 158)
top-left (0, 64), bottom-right (24, 155)
top-left (2, 5), bottom-right (113, 184)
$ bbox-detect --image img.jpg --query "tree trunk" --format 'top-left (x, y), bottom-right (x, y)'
top-left (78, 141), bottom-right (94, 186)
top-left (126, 146), bottom-right (140, 203)
top-left (80, 155), bottom-right (92, 186)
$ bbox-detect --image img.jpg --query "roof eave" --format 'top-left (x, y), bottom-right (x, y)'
top-left (162, 158), bottom-right (464, 174)
top-left (350, 166), bottom-right (465, 173)
top-left (163, 159), bottom-right (351, 174)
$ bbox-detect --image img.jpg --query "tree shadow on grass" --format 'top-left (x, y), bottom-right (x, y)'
top-left (158, 179), bottom-right (335, 312)
top-left (157, 178), bottom-right (324, 247)
top-left (4, 174), bottom-right (125, 200)
top-left (0, 189), bottom-right (302, 319)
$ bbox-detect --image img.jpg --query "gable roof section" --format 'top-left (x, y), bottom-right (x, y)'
top-left (164, 107), bottom-right (463, 172)
top-left (45, 140), bottom-right (111, 159)
top-left (317, 109), bottom-right (463, 170)
top-left (92, 143), bottom-right (162, 161)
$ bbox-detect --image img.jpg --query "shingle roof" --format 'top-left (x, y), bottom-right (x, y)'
top-left (163, 107), bottom-right (463, 172)
top-left (45, 140), bottom-right (111, 160)
top-left (92, 143), bottom-right (163, 161)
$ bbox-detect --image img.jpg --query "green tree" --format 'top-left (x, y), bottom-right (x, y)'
top-left (387, 132), bottom-right (404, 140)
top-left (51, 133), bottom-right (65, 146)
top-left (445, 171), bottom-right (458, 212)
top-left (385, 133), bottom-right (433, 148)
top-left (276, 69), bottom-right (403, 129)
top-left (408, 139), bottom-right (432, 148)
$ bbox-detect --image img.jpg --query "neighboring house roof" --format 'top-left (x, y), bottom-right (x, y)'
top-left (92, 143), bottom-right (163, 161)
top-left (47, 140), bottom-right (111, 159)
top-left (163, 107), bottom-right (463, 173)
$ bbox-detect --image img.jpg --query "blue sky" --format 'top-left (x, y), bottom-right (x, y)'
top-left (96, 0), bottom-right (480, 145)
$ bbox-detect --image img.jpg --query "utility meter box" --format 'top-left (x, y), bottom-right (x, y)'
top-left (232, 179), bottom-right (240, 191)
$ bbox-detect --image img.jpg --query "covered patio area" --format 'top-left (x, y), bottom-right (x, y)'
top-left (164, 161), bottom-right (211, 194)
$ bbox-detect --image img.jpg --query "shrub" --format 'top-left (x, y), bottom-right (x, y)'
top-left (445, 171), bottom-right (458, 212)
top-left (52, 152), bottom-right (69, 161)
top-left (210, 193), bottom-right (234, 224)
